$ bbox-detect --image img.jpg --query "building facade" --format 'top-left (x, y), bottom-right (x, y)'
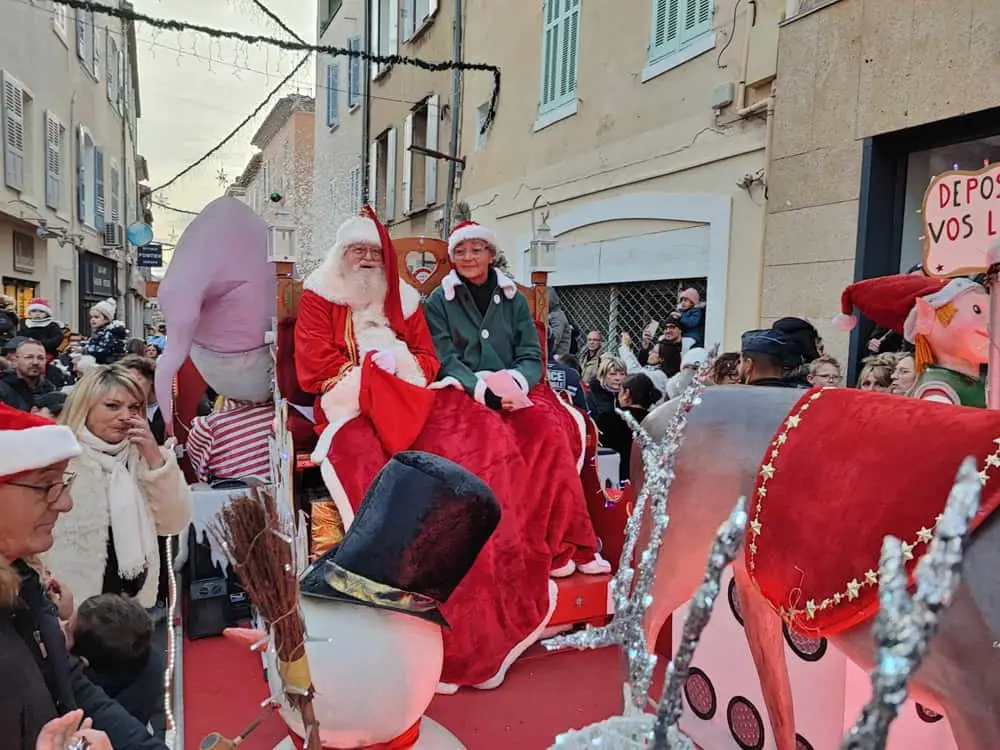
top-left (312, 0), bottom-right (365, 266)
top-left (233, 94), bottom-right (316, 267)
top-left (763, 0), bottom-right (1000, 369)
top-left (1, 0), bottom-right (149, 334)
top-left (455, 0), bottom-right (786, 350)
top-left (366, 0), bottom-right (450, 241)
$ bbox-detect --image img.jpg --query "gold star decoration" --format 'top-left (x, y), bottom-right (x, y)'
top-left (901, 541), bottom-right (915, 561)
top-left (760, 463), bottom-right (775, 481)
top-left (916, 527), bottom-right (933, 544)
top-left (775, 433), bottom-right (787, 445)
top-left (750, 519), bottom-right (762, 536)
top-left (864, 569), bottom-right (878, 584)
top-left (978, 470), bottom-right (989, 486)
top-left (786, 415), bottom-right (801, 429)
top-left (846, 579), bottom-right (861, 600)
top-left (805, 599), bottom-right (818, 618)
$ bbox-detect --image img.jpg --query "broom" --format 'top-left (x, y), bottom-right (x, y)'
top-left (212, 489), bottom-right (321, 750)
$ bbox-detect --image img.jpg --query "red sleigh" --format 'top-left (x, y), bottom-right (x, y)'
top-left (175, 236), bottom-right (644, 637)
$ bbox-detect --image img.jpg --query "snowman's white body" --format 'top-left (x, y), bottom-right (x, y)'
top-left (265, 597), bottom-right (465, 749)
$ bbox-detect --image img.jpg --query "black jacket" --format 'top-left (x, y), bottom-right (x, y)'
top-left (0, 369), bottom-right (56, 412)
top-left (0, 562), bottom-right (167, 750)
top-left (84, 649), bottom-right (164, 727)
top-left (0, 309), bottom-right (17, 347)
top-left (16, 320), bottom-right (64, 358)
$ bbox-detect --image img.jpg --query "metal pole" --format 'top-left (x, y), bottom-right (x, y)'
top-left (442, 0), bottom-right (464, 237)
top-left (360, 1), bottom-right (373, 205)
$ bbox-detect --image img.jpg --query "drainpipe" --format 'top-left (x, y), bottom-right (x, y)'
top-left (70, 90), bottom-right (80, 332)
top-left (442, 0), bottom-right (463, 237)
top-left (360, 1), bottom-right (373, 204)
top-left (755, 82), bottom-right (777, 327)
top-left (121, 16), bottom-right (132, 332)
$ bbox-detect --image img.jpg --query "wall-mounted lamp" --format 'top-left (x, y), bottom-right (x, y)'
top-left (529, 195), bottom-right (557, 273)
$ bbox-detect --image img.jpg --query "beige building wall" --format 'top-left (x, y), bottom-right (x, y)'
top-left (0, 1), bottom-right (145, 331)
top-left (763, 0), bottom-right (1000, 361)
top-left (457, 0), bottom-right (785, 350)
top-left (368, 0), bottom-right (451, 239)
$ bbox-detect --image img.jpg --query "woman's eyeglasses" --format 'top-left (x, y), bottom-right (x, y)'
top-left (8, 473), bottom-right (76, 500)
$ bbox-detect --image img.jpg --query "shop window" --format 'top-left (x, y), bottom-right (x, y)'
top-left (2, 278), bottom-right (37, 319)
top-left (900, 136), bottom-right (1000, 273)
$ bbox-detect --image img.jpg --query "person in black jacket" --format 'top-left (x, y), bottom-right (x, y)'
top-left (0, 339), bottom-right (56, 412)
top-left (82, 298), bottom-right (129, 365)
top-left (0, 295), bottom-right (18, 350)
top-left (0, 404), bottom-right (166, 750)
top-left (739, 329), bottom-right (808, 389)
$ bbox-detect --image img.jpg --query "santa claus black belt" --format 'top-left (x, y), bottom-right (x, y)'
top-left (322, 560), bottom-right (441, 615)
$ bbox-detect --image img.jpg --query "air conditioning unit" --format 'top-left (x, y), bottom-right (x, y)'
top-left (103, 223), bottom-right (124, 248)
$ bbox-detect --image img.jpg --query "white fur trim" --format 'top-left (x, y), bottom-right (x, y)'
top-left (472, 578), bottom-right (558, 691)
top-left (0, 424), bottom-right (81, 478)
top-left (28, 302), bottom-right (52, 315)
top-left (441, 268), bottom-right (518, 302)
top-left (553, 395), bottom-right (587, 474)
top-left (335, 216), bottom-right (381, 254)
top-left (448, 223), bottom-right (498, 257)
top-left (922, 277), bottom-right (980, 309)
top-left (504, 369), bottom-right (529, 393)
top-left (319, 459), bottom-right (356, 530)
top-left (435, 682), bottom-right (460, 695)
top-left (473, 377), bottom-right (489, 404)
top-left (304, 264), bottom-right (421, 320)
top-left (316, 367), bottom-right (363, 439)
top-left (429, 376), bottom-right (464, 391)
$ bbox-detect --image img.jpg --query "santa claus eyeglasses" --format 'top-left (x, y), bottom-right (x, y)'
top-left (7, 472), bottom-right (76, 500)
top-left (346, 245), bottom-right (383, 259)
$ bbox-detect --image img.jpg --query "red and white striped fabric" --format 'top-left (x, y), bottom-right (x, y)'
top-left (185, 400), bottom-right (273, 483)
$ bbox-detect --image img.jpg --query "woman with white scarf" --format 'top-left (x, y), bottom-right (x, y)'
top-left (43, 366), bottom-right (191, 607)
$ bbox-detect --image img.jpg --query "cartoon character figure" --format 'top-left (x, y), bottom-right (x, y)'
top-left (835, 275), bottom-right (989, 407)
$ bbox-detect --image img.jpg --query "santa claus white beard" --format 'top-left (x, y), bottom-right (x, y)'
top-left (340, 263), bottom-right (387, 309)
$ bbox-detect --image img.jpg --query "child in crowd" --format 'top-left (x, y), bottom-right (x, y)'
top-left (67, 593), bottom-right (164, 728)
top-left (32, 391), bottom-right (67, 420)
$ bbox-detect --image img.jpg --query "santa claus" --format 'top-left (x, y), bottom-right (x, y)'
top-left (295, 208), bottom-right (607, 691)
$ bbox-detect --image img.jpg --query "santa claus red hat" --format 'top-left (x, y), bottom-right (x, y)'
top-left (0, 404), bottom-right (80, 482)
top-left (27, 298), bottom-right (52, 316)
top-left (448, 221), bottom-right (497, 259)
top-left (334, 214), bottom-right (382, 254)
top-left (832, 275), bottom-right (982, 341)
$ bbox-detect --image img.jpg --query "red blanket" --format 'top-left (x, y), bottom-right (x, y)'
top-left (747, 387), bottom-right (1000, 638)
top-left (325, 383), bottom-right (597, 685)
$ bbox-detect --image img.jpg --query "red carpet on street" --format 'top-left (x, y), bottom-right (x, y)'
top-left (182, 634), bottom-right (641, 749)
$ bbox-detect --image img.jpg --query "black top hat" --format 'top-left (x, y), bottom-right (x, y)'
top-left (300, 451), bottom-right (501, 628)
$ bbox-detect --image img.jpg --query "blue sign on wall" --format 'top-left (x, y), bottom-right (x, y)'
top-left (137, 243), bottom-right (163, 268)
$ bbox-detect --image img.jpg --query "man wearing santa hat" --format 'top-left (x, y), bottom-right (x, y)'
top-left (835, 274), bottom-right (989, 407)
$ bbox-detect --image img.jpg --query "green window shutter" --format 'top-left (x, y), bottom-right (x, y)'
top-left (650, 0), bottom-right (681, 60)
top-left (680, 0), bottom-right (713, 45)
top-left (540, 0), bottom-right (581, 113)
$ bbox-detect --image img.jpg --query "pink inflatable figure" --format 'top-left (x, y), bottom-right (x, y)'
top-left (153, 196), bottom-right (275, 432)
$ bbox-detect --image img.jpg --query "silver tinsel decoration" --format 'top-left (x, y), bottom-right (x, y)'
top-left (652, 498), bottom-right (748, 747)
top-left (841, 456), bottom-right (981, 750)
top-left (543, 347), bottom-right (718, 713)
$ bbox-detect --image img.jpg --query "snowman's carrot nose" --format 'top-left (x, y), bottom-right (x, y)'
top-left (223, 627), bottom-right (269, 650)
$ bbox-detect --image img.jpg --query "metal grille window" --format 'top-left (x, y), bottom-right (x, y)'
top-left (556, 278), bottom-right (707, 352)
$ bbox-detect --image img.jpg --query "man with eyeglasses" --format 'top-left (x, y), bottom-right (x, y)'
top-left (0, 337), bottom-right (56, 412)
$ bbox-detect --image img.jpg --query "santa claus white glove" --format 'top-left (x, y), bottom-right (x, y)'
top-left (372, 350), bottom-right (397, 374)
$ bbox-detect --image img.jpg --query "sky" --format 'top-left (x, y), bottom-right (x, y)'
top-left (134, 0), bottom-right (316, 253)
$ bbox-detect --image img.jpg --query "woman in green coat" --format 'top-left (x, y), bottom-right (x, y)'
top-left (424, 220), bottom-right (610, 579)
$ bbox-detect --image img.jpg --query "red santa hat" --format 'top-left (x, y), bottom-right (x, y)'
top-left (27, 298), bottom-right (52, 316)
top-left (0, 404), bottom-right (80, 482)
top-left (351, 206), bottom-right (405, 334)
top-left (832, 275), bottom-right (983, 341)
top-left (447, 220), bottom-right (498, 259)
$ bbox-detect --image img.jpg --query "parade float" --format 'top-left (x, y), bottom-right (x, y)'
top-left (155, 180), bottom-right (997, 749)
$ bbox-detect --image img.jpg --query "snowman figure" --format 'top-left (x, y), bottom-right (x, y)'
top-left (236, 451), bottom-right (501, 749)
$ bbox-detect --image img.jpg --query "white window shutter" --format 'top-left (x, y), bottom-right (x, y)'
top-left (106, 34), bottom-right (114, 101)
top-left (402, 112), bottom-right (413, 214)
top-left (110, 160), bottom-right (120, 224)
top-left (385, 128), bottom-right (397, 219)
top-left (368, 140), bottom-right (378, 211)
top-left (559, 0), bottom-right (580, 101)
top-left (424, 94), bottom-right (439, 206)
top-left (540, 0), bottom-right (560, 109)
top-left (369, 0), bottom-right (381, 80)
top-left (76, 10), bottom-right (86, 58)
top-left (94, 147), bottom-right (105, 231)
top-left (76, 126), bottom-right (86, 220)
top-left (44, 112), bottom-right (61, 210)
top-left (2, 75), bottom-right (25, 191)
top-left (388, 0), bottom-right (399, 56)
top-left (402, 0), bottom-right (415, 41)
top-left (348, 37), bottom-right (362, 106)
